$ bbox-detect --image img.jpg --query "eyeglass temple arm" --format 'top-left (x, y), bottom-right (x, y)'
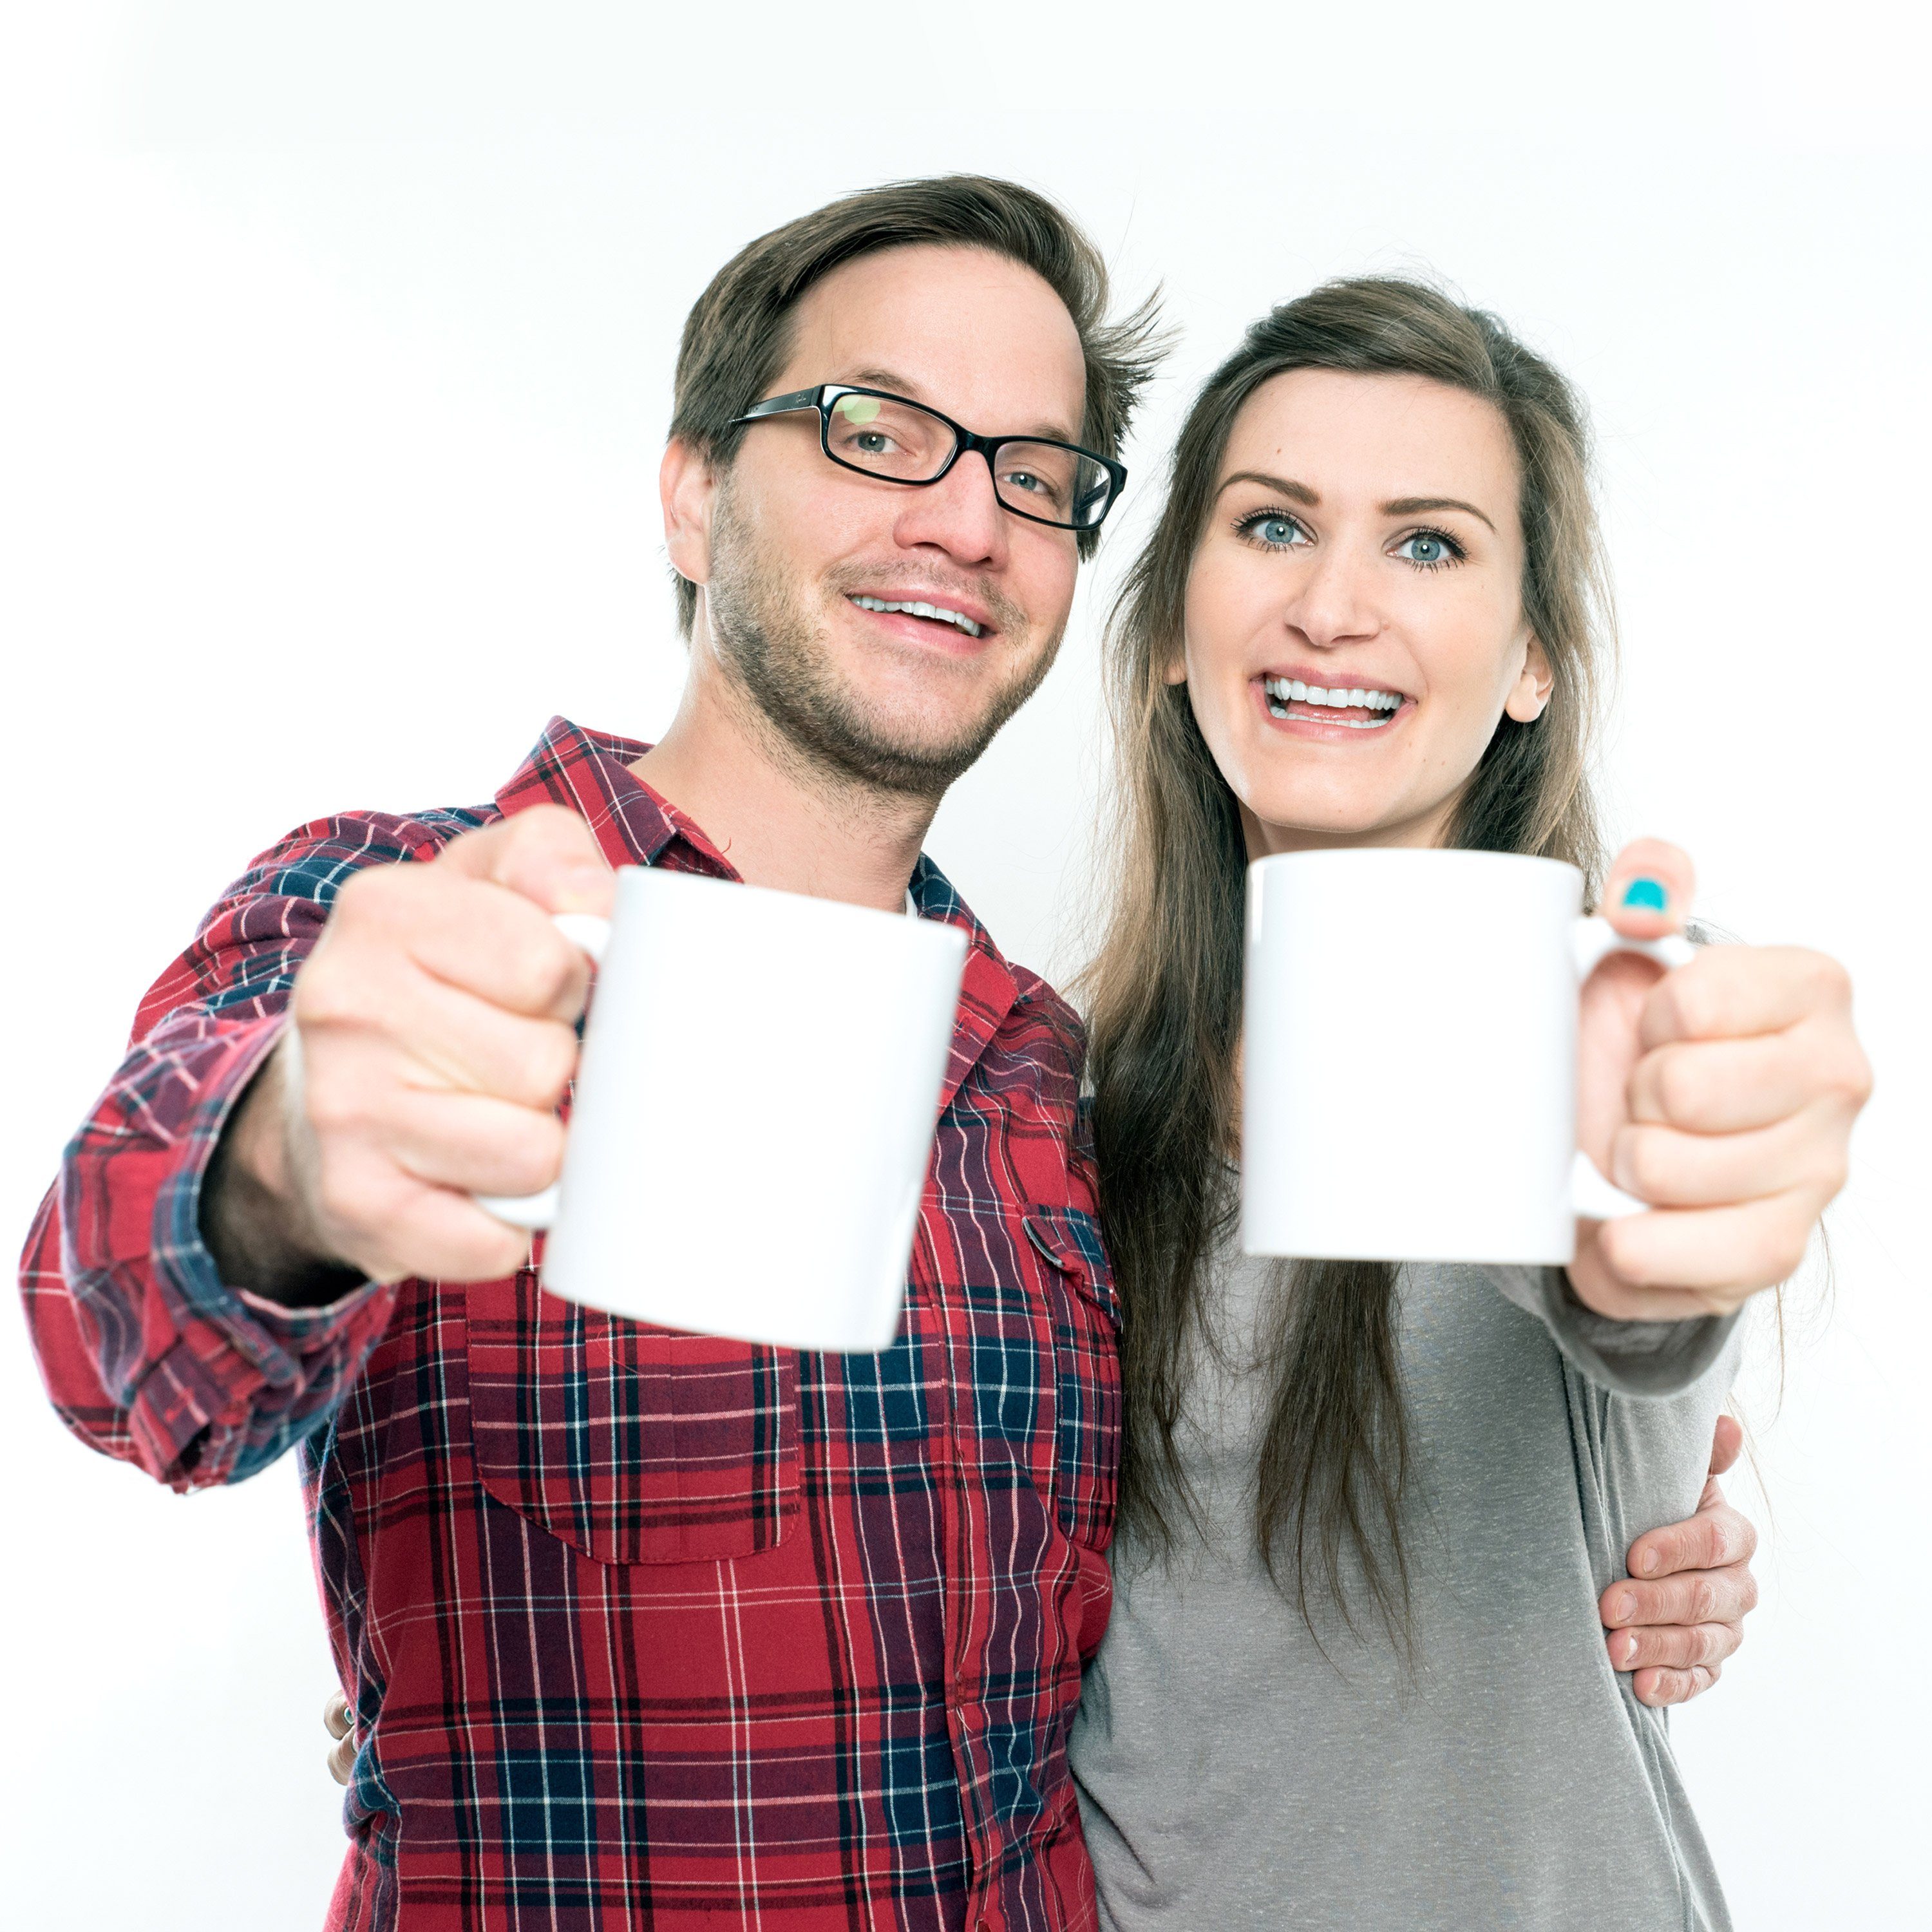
top-left (733, 387), bottom-right (826, 424)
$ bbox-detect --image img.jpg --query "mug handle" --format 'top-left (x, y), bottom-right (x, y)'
top-left (1568, 916), bottom-right (1699, 1222)
top-left (473, 911), bottom-right (611, 1231)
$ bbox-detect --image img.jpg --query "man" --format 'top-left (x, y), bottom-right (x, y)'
top-left (21, 177), bottom-right (1757, 1930)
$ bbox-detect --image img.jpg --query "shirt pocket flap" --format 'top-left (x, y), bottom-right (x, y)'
top-left (1023, 1204), bottom-right (1120, 1331)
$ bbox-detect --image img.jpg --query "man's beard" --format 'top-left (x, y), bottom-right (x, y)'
top-left (704, 489), bottom-right (1057, 804)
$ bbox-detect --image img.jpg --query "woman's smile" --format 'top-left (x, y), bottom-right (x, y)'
top-left (1253, 671), bottom-right (1411, 732)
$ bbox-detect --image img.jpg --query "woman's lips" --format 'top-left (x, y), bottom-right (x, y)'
top-left (1251, 676), bottom-right (1410, 734)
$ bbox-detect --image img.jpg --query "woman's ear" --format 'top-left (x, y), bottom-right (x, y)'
top-left (661, 437), bottom-right (717, 589)
top-left (1161, 637), bottom-right (1189, 687)
top-left (1504, 632), bottom-right (1555, 722)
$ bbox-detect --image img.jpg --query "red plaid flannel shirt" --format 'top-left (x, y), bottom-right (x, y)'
top-left (20, 718), bottom-right (1122, 1931)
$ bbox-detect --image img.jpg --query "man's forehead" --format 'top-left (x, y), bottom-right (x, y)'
top-left (776, 244), bottom-right (1087, 442)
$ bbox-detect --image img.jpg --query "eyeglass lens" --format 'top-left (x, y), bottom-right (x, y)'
top-left (825, 392), bottom-right (1113, 529)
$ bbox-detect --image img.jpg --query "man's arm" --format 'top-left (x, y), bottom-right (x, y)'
top-left (19, 801), bottom-right (611, 1488)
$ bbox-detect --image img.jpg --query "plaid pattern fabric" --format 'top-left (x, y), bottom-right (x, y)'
top-left (21, 719), bottom-right (1121, 1931)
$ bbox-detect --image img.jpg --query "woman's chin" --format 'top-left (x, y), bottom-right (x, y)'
top-left (1236, 788), bottom-right (1445, 855)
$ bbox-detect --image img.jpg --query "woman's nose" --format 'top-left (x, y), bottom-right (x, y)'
top-left (1282, 546), bottom-right (1380, 648)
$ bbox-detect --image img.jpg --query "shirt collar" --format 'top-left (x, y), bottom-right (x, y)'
top-left (495, 719), bottom-right (1023, 1085)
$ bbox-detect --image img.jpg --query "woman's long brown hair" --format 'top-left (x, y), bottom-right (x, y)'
top-left (1083, 278), bottom-right (1615, 1649)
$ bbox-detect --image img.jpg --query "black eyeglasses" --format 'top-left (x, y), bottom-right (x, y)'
top-left (730, 384), bottom-right (1126, 533)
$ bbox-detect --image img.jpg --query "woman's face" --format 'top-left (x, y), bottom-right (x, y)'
top-left (1175, 368), bottom-right (1551, 856)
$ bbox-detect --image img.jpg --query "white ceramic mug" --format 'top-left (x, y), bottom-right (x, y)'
top-left (1240, 848), bottom-right (1694, 1266)
top-left (475, 866), bottom-right (969, 1352)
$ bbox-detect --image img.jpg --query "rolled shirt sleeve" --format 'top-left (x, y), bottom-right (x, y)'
top-left (17, 809), bottom-right (467, 1488)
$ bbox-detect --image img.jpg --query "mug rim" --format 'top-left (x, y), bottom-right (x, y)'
top-left (611, 860), bottom-right (963, 942)
top-left (1246, 848), bottom-right (1582, 885)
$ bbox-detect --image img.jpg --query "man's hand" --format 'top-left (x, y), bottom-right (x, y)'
top-left (1600, 1413), bottom-right (1759, 1705)
top-left (325, 1692), bottom-right (355, 1785)
top-left (202, 804), bottom-right (614, 1297)
top-left (1568, 838), bottom-right (1871, 1321)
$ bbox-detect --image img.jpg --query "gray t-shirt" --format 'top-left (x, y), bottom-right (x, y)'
top-left (1070, 1238), bottom-right (1743, 1931)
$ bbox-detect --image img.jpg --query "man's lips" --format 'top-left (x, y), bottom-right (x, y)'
top-left (846, 591), bottom-right (997, 638)
top-left (844, 591), bottom-right (999, 650)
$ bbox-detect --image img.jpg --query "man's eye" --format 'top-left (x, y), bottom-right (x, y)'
top-left (1001, 468), bottom-right (1063, 505)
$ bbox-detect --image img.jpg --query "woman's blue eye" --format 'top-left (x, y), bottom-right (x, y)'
top-left (1396, 530), bottom-right (1459, 567)
top-left (1243, 513), bottom-right (1305, 549)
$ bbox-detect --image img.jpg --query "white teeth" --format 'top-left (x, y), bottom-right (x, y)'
top-left (850, 594), bottom-right (982, 638)
top-left (1261, 676), bottom-right (1404, 721)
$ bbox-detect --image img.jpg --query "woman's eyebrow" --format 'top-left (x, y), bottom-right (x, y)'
top-left (1381, 495), bottom-right (1497, 533)
top-left (1217, 470), bottom-right (1320, 504)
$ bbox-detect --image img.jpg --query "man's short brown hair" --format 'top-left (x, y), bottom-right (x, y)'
top-left (668, 174), bottom-right (1164, 634)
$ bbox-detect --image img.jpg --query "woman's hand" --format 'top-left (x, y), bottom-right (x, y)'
top-left (1569, 838), bottom-right (1871, 1321)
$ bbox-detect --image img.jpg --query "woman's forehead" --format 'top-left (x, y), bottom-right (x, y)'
top-left (1223, 368), bottom-right (1519, 512)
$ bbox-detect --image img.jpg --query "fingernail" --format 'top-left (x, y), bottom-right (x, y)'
top-left (1620, 1634), bottom-right (1638, 1665)
top-left (1622, 877), bottom-right (1668, 913)
top-left (1638, 1548), bottom-right (1661, 1575)
top-left (1609, 1591), bottom-right (1635, 1622)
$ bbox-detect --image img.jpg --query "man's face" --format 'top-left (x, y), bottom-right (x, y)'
top-left (683, 244), bottom-right (1090, 799)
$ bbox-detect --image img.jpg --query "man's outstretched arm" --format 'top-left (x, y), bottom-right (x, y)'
top-left (19, 802), bottom-right (609, 1489)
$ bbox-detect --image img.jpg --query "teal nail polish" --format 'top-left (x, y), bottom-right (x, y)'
top-left (1622, 877), bottom-right (1667, 913)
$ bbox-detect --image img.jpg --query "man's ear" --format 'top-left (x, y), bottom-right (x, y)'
top-left (1505, 631), bottom-right (1555, 723)
top-left (661, 437), bottom-right (717, 589)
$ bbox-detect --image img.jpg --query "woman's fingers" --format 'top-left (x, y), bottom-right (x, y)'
top-left (1638, 945), bottom-right (1857, 1052)
top-left (1578, 1192), bottom-right (1818, 1314)
top-left (1625, 1028), bottom-right (1830, 1136)
top-left (1610, 1104), bottom-right (1834, 1209)
top-left (1600, 839), bottom-right (1696, 943)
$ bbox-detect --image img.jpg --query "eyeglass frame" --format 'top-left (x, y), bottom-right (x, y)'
top-left (728, 383), bottom-right (1128, 533)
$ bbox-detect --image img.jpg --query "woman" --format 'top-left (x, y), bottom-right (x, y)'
top-left (1072, 281), bottom-right (1868, 1929)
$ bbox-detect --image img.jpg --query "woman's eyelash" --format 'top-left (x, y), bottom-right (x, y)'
top-left (1232, 511), bottom-right (1468, 570)
top-left (1234, 509), bottom-right (1306, 545)
top-left (1396, 526), bottom-right (1466, 569)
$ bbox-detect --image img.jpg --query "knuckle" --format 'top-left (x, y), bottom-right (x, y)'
top-left (498, 1116), bottom-right (565, 1195)
top-left (292, 960), bottom-right (367, 1032)
top-left (1804, 951), bottom-right (1853, 1009)
top-left (1622, 1128), bottom-right (1681, 1202)
top-left (1689, 1577), bottom-right (1719, 1624)
top-left (506, 931), bottom-right (580, 1014)
top-left (303, 1069), bottom-right (368, 1139)
top-left (1650, 1045), bottom-right (1705, 1124)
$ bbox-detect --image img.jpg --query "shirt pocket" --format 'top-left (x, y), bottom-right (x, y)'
top-left (1024, 1205), bottom-right (1122, 1550)
top-left (462, 1269), bottom-right (798, 1565)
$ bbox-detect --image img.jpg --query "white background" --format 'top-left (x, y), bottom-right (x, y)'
top-left (3, 5), bottom-right (1927, 1926)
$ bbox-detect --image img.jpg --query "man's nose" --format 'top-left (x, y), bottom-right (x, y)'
top-left (890, 449), bottom-right (1009, 569)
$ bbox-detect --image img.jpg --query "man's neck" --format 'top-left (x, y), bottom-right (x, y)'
top-left (629, 676), bottom-right (936, 914)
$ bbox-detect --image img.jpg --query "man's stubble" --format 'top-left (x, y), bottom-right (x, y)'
top-left (703, 482), bottom-right (1062, 806)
